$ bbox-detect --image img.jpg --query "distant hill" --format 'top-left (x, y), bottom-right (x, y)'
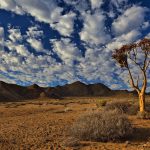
top-left (45, 81), bottom-right (112, 97)
top-left (0, 81), bottom-right (44, 101)
top-left (0, 81), bottom-right (137, 101)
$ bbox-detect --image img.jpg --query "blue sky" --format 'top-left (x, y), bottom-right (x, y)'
top-left (0, 0), bottom-right (150, 90)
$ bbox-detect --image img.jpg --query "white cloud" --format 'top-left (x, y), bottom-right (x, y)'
top-left (112, 5), bottom-right (148, 35)
top-left (109, 83), bottom-right (123, 89)
top-left (0, 0), bottom-right (76, 37)
top-left (90, 0), bottom-right (103, 9)
top-left (26, 26), bottom-right (43, 38)
top-left (120, 30), bottom-right (142, 42)
top-left (0, 27), bottom-right (4, 37)
top-left (0, 0), bottom-right (25, 14)
top-left (0, 0), bottom-right (149, 90)
top-left (107, 29), bottom-right (141, 50)
top-left (26, 37), bottom-right (52, 55)
top-left (15, 0), bottom-right (61, 23)
top-left (51, 12), bottom-right (76, 36)
top-left (15, 45), bottom-right (30, 56)
top-left (52, 38), bottom-right (82, 64)
top-left (107, 0), bottom-right (129, 18)
top-left (27, 38), bottom-right (43, 51)
top-left (145, 33), bottom-right (150, 38)
top-left (0, 27), bottom-right (4, 50)
top-left (80, 11), bottom-right (111, 45)
top-left (8, 28), bottom-right (22, 42)
top-left (64, 0), bottom-right (89, 13)
top-left (142, 21), bottom-right (150, 30)
top-left (110, 0), bottom-right (128, 9)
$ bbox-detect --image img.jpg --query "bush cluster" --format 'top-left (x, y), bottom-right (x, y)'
top-left (104, 101), bottom-right (130, 114)
top-left (137, 111), bottom-right (150, 119)
top-left (69, 110), bottom-right (133, 142)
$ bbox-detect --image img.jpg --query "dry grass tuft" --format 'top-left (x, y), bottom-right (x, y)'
top-left (104, 100), bottom-right (130, 114)
top-left (137, 111), bottom-right (150, 119)
top-left (104, 100), bottom-right (150, 116)
top-left (68, 110), bottom-right (133, 142)
top-left (96, 99), bottom-right (107, 107)
top-left (127, 104), bottom-right (139, 115)
top-left (62, 137), bottom-right (80, 147)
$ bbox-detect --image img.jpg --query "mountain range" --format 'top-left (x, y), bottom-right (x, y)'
top-left (0, 81), bottom-right (137, 101)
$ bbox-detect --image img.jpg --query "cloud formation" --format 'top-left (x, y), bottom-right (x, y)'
top-left (0, 0), bottom-right (150, 90)
top-left (80, 11), bottom-right (111, 45)
top-left (112, 5), bottom-right (148, 35)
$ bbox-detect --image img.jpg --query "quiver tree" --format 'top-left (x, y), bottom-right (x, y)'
top-left (112, 38), bottom-right (150, 113)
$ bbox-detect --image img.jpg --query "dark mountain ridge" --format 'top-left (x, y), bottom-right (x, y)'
top-left (45, 81), bottom-right (112, 97)
top-left (0, 81), bottom-right (138, 101)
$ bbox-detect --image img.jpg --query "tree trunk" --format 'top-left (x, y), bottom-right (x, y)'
top-left (139, 93), bottom-right (145, 112)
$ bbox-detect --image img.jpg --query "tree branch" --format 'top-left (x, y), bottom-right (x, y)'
top-left (126, 64), bottom-right (140, 94)
top-left (143, 51), bottom-right (148, 71)
top-left (128, 55), bottom-right (143, 71)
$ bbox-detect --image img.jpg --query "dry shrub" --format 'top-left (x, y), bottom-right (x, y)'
top-left (137, 111), bottom-right (150, 119)
top-left (146, 102), bottom-right (150, 112)
top-left (105, 100), bottom-right (150, 116)
top-left (40, 92), bottom-right (47, 98)
top-left (62, 137), bottom-right (80, 147)
top-left (96, 100), bottom-right (107, 108)
top-left (69, 110), bottom-right (133, 142)
top-left (104, 101), bottom-right (130, 114)
top-left (127, 104), bottom-right (139, 115)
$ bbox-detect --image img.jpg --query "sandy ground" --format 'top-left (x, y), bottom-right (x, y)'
top-left (0, 97), bottom-right (150, 150)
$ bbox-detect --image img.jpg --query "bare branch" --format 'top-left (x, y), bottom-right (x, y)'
top-left (136, 75), bottom-right (140, 89)
top-left (126, 64), bottom-right (140, 94)
top-left (143, 51), bottom-right (148, 71)
top-left (128, 55), bottom-right (143, 71)
top-left (145, 60), bottom-right (150, 71)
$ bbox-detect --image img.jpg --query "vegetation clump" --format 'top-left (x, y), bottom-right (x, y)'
top-left (137, 111), bottom-right (150, 119)
top-left (40, 92), bottom-right (47, 98)
top-left (104, 100), bottom-right (130, 114)
top-left (96, 99), bottom-right (107, 108)
top-left (69, 110), bottom-right (133, 142)
top-left (62, 137), bottom-right (80, 147)
top-left (104, 100), bottom-right (150, 116)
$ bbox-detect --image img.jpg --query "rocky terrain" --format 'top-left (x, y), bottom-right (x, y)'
top-left (0, 97), bottom-right (150, 150)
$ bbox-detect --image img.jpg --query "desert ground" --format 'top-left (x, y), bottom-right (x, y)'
top-left (0, 96), bottom-right (150, 150)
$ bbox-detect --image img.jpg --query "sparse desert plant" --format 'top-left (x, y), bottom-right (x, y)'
top-left (40, 92), bottom-right (47, 98)
top-left (104, 100), bottom-right (140, 115)
top-left (68, 110), bottom-right (133, 142)
top-left (96, 99), bottom-right (107, 108)
top-left (127, 104), bottom-right (139, 115)
top-left (137, 111), bottom-right (150, 119)
top-left (104, 100), bottom-right (131, 114)
top-left (146, 102), bottom-right (150, 112)
top-left (62, 137), bottom-right (80, 147)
